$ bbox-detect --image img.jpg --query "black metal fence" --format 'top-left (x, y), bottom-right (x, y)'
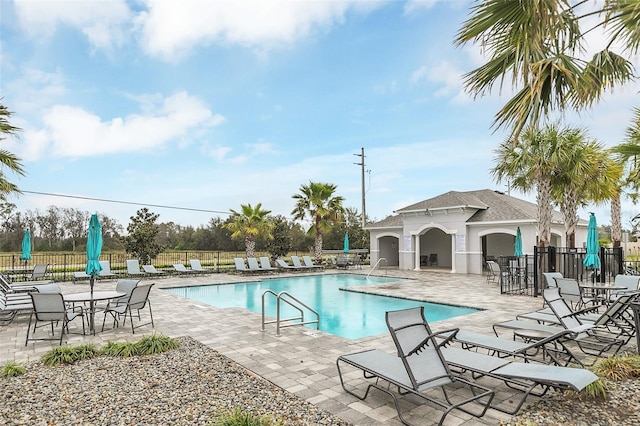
top-left (1, 250), bottom-right (317, 282)
top-left (499, 246), bottom-right (624, 297)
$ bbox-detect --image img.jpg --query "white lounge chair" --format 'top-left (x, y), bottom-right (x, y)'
top-left (142, 265), bottom-right (164, 276)
top-left (275, 259), bottom-right (300, 270)
top-left (98, 261), bottom-right (117, 280)
top-left (259, 257), bottom-right (277, 271)
top-left (302, 255), bottom-right (323, 269)
top-left (247, 257), bottom-right (268, 272)
top-left (173, 264), bottom-right (197, 276)
top-left (126, 260), bottom-right (145, 277)
top-left (189, 259), bottom-right (211, 274)
top-left (234, 258), bottom-right (251, 273)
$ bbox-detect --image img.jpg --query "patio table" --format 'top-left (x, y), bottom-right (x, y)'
top-left (64, 290), bottom-right (124, 334)
top-left (578, 284), bottom-right (626, 306)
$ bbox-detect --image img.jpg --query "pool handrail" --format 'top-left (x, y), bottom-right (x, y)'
top-left (367, 258), bottom-right (387, 278)
top-left (261, 289), bottom-right (319, 337)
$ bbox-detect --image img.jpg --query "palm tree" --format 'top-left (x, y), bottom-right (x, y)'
top-left (492, 124), bottom-right (570, 248)
top-left (291, 182), bottom-right (345, 263)
top-left (455, 1), bottom-right (638, 140)
top-left (0, 103), bottom-right (25, 199)
top-left (550, 129), bottom-right (620, 247)
top-left (223, 203), bottom-right (273, 258)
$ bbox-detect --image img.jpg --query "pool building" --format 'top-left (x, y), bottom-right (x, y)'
top-left (366, 189), bottom-right (590, 275)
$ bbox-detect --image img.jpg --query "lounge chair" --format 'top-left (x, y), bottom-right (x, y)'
top-left (337, 307), bottom-right (495, 426)
top-left (386, 307), bottom-right (598, 415)
top-left (247, 257), bottom-right (269, 272)
top-left (291, 256), bottom-right (315, 271)
top-left (72, 270), bottom-right (90, 284)
top-left (25, 292), bottom-right (85, 346)
top-left (302, 255), bottom-right (323, 270)
top-left (542, 272), bottom-right (563, 288)
top-left (102, 283), bottom-right (154, 333)
top-left (494, 288), bottom-right (635, 359)
top-left (189, 259), bottom-right (211, 274)
top-left (98, 261), bottom-right (117, 280)
top-left (173, 263), bottom-right (197, 276)
top-left (0, 286), bottom-right (33, 326)
top-left (142, 264), bottom-right (164, 276)
top-left (259, 257), bottom-right (278, 271)
top-left (29, 264), bottom-right (50, 281)
top-left (275, 259), bottom-right (299, 270)
top-left (234, 258), bottom-right (251, 273)
top-left (126, 260), bottom-right (145, 277)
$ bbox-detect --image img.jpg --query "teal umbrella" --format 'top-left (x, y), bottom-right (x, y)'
top-left (20, 230), bottom-right (31, 262)
top-left (85, 214), bottom-right (103, 332)
top-left (583, 213), bottom-right (601, 272)
top-left (343, 233), bottom-right (350, 253)
top-left (514, 227), bottom-right (523, 257)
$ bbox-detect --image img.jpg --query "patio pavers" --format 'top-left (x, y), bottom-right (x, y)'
top-left (0, 270), bottom-right (594, 425)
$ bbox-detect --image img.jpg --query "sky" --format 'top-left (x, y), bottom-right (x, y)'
top-left (1, 0), bottom-right (639, 231)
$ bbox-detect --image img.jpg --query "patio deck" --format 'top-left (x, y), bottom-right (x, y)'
top-left (0, 270), bottom-right (620, 425)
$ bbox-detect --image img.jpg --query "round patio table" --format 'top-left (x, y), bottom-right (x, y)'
top-left (578, 284), bottom-right (626, 305)
top-left (64, 291), bottom-right (124, 334)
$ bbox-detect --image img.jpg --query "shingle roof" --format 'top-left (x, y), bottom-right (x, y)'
top-left (365, 214), bottom-right (403, 229)
top-left (369, 189), bottom-right (564, 228)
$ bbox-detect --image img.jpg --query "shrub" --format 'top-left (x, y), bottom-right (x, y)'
top-left (591, 354), bottom-right (640, 381)
top-left (212, 408), bottom-right (283, 426)
top-left (0, 362), bottom-right (26, 377)
top-left (41, 346), bottom-right (79, 366)
top-left (101, 341), bottom-right (140, 357)
top-left (135, 333), bottom-right (180, 355)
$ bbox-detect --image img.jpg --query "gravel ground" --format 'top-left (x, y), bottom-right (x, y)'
top-left (0, 337), bottom-right (349, 426)
top-left (2, 336), bottom-right (639, 425)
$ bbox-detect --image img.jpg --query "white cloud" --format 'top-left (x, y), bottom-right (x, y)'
top-left (136, 0), bottom-right (377, 60)
top-left (13, 0), bottom-right (132, 50)
top-left (403, 0), bottom-right (437, 15)
top-left (410, 60), bottom-right (468, 104)
top-left (6, 68), bottom-right (67, 114)
top-left (19, 92), bottom-right (224, 160)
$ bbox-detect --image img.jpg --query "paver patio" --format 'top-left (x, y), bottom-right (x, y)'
top-left (0, 269), bottom-right (615, 425)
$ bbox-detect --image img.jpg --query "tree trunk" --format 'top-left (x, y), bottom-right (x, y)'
top-left (537, 176), bottom-right (553, 248)
top-left (314, 234), bottom-right (323, 263)
top-left (611, 193), bottom-right (622, 248)
top-left (245, 236), bottom-right (256, 258)
top-left (560, 188), bottom-right (579, 248)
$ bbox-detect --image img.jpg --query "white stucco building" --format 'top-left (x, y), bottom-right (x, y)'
top-left (366, 189), bottom-right (589, 275)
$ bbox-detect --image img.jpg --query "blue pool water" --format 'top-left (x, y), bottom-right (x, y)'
top-left (164, 274), bottom-right (481, 339)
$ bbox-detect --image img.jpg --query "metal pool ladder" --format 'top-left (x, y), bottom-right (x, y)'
top-left (261, 290), bottom-right (319, 337)
top-left (367, 257), bottom-right (388, 278)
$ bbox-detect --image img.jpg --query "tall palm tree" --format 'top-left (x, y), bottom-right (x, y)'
top-left (550, 129), bottom-right (620, 247)
top-left (0, 103), bottom-right (25, 199)
top-left (223, 203), bottom-right (273, 258)
top-left (291, 182), bottom-right (345, 263)
top-left (492, 124), bottom-right (570, 248)
top-left (455, 1), bottom-right (638, 140)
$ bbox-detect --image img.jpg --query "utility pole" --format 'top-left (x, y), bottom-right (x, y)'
top-left (353, 147), bottom-right (366, 227)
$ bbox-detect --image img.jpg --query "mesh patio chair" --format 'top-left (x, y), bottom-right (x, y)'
top-left (337, 307), bottom-right (494, 426)
top-left (25, 292), bottom-right (84, 346)
top-left (101, 283), bottom-right (154, 334)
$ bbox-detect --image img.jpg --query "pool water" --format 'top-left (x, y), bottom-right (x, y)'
top-left (164, 274), bottom-right (481, 339)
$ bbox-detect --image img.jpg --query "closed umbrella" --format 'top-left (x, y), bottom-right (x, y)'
top-left (20, 230), bottom-right (32, 279)
top-left (514, 227), bottom-right (523, 257)
top-left (343, 233), bottom-right (350, 253)
top-left (583, 213), bottom-right (601, 280)
top-left (85, 214), bottom-right (103, 332)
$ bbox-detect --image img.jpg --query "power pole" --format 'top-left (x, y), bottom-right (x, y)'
top-left (353, 147), bottom-right (366, 227)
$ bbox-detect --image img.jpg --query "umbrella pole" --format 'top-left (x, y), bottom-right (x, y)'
top-left (89, 276), bottom-right (95, 334)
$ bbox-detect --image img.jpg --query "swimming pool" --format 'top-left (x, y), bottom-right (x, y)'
top-left (164, 274), bottom-right (481, 339)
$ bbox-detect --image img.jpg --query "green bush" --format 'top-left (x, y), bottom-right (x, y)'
top-left (101, 341), bottom-right (140, 357)
top-left (41, 346), bottom-right (80, 366)
top-left (135, 333), bottom-right (180, 355)
top-left (212, 408), bottom-right (283, 426)
top-left (0, 362), bottom-right (26, 377)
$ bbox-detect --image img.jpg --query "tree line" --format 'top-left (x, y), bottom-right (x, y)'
top-left (0, 202), bottom-right (369, 256)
